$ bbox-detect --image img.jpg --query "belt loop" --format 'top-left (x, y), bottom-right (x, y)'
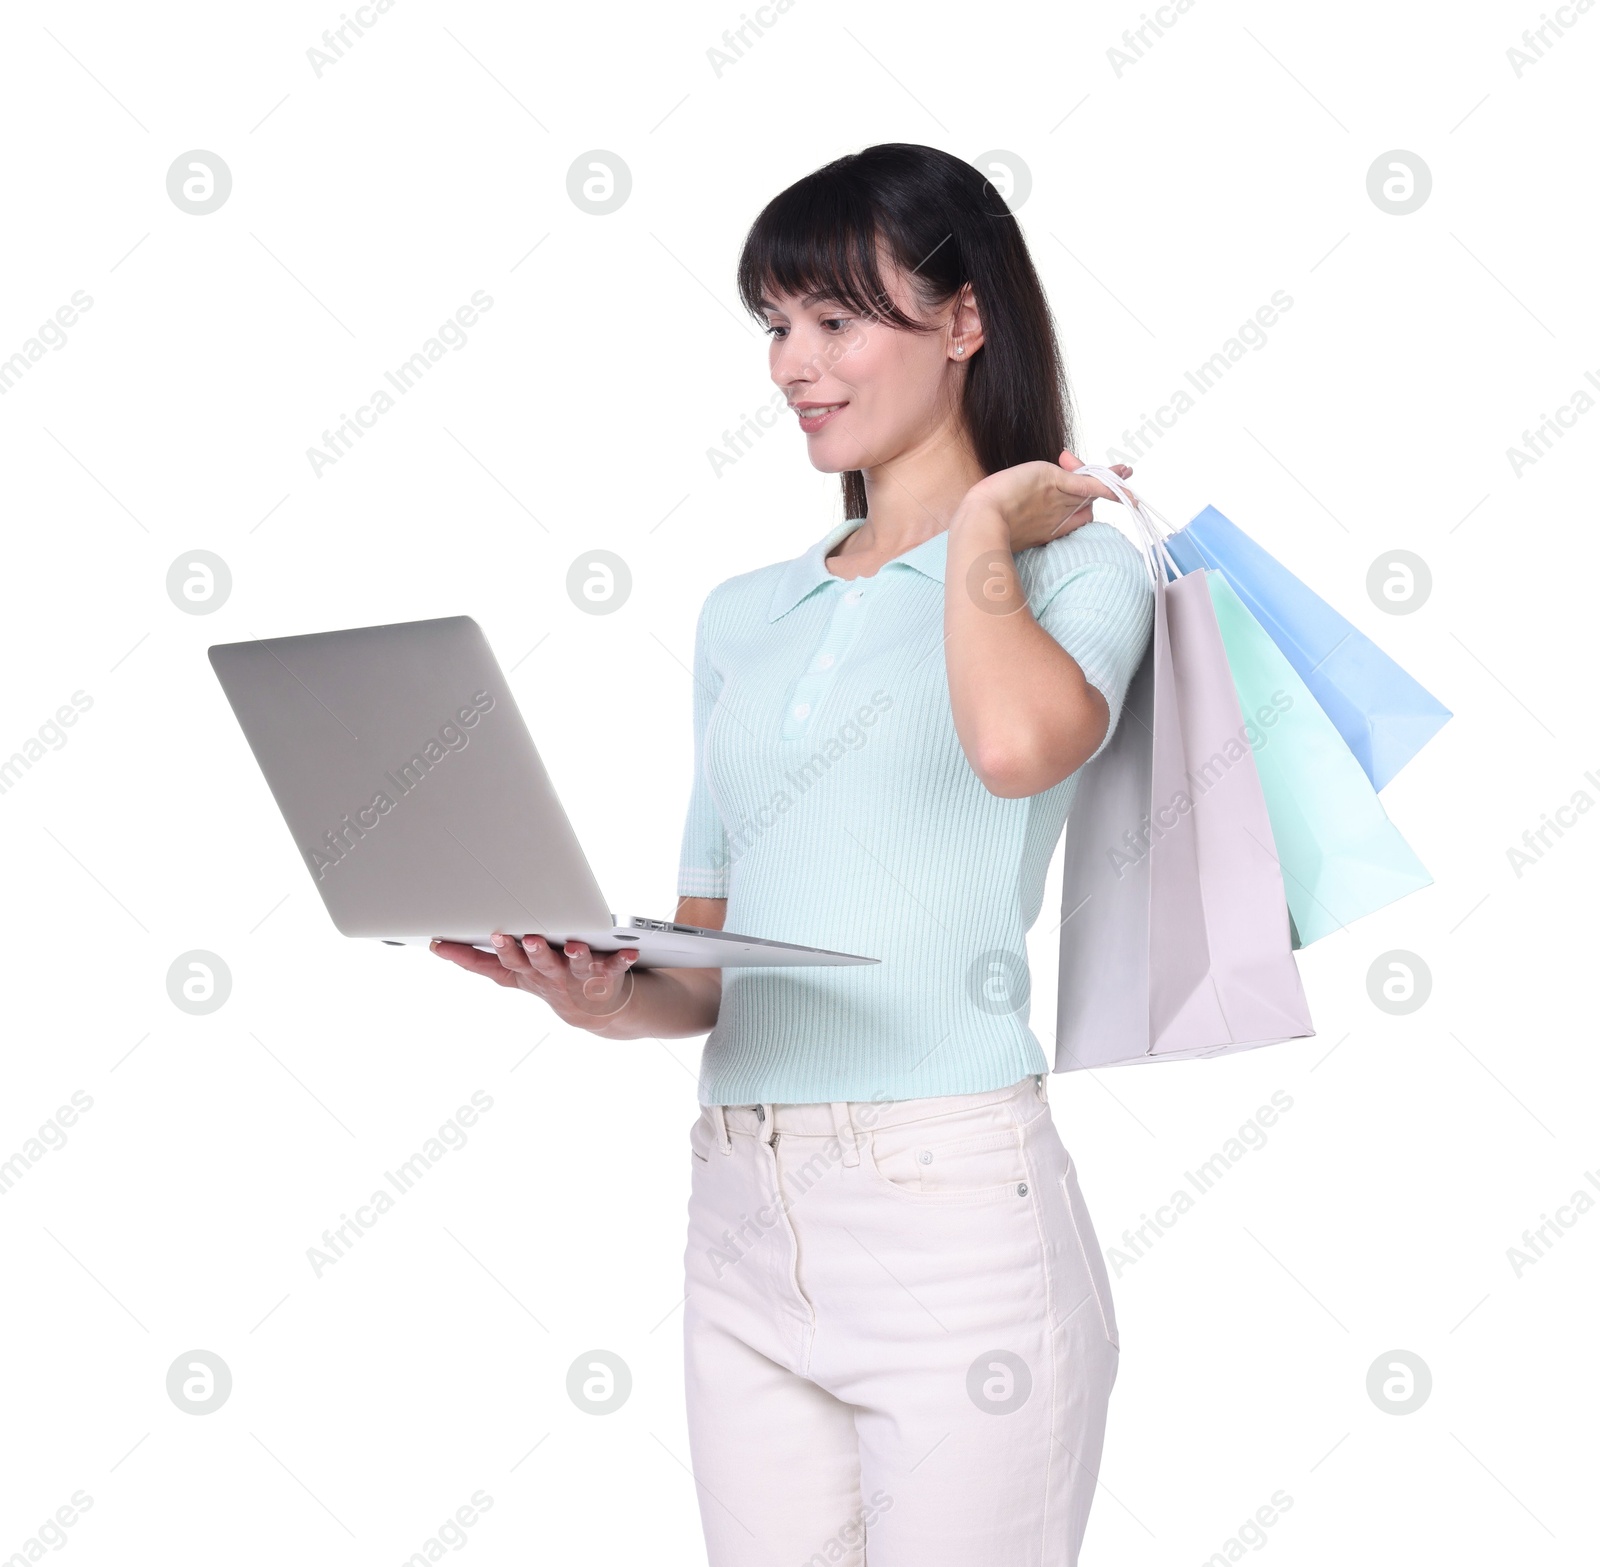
top-left (829, 1102), bottom-right (860, 1167)
top-left (1035, 1071), bottom-right (1048, 1104)
top-left (711, 1103), bottom-right (732, 1154)
top-left (757, 1102), bottom-right (776, 1148)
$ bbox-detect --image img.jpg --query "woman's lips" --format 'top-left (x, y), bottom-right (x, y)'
top-left (793, 402), bottom-right (846, 432)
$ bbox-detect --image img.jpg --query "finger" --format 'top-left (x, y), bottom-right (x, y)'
top-left (1057, 457), bottom-right (1141, 506)
top-left (1059, 497), bottom-right (1095, 535)
top-left (1062, 473), bottom-right (1139, 508)
top-left (489, 931), bottom-right (537, 975)
top-left (564, 939), bottom-right (602, 973)
top-left (577, 962), bottom-right (639, 1014)
top-left (587, 948), bottom-right (639, 995)
top-left (430, 939), bottom-right (522, 987)
top-left (565, 941), bottom-right (617, 993)
top-left (567, 943), bottom-right (637, 1001)
top-left (1060, 451), bottom-right (1136, 490)
top-left (517, 933), bottom-right (568, 980)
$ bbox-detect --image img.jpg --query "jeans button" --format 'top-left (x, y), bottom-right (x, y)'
top-left (1017, 1183), bottom-right (1029, 1196)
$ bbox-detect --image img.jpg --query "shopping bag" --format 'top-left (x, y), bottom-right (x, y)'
top-left (1204, 571), bottom-right (1433, 948)
top-left (1055, 469), bottom-right (1315, 1072)
top-left (1164, 506), bottom-right (1451, 792)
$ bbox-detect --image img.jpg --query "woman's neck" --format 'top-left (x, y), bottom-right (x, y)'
top-left (828, 422), bottom-right (986, 573)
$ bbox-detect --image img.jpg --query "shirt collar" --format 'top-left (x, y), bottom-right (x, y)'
top-left (767, 519), bottom-right (949, 622)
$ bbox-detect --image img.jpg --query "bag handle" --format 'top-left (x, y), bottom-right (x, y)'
top-left (1065, 463), bottom-right (1185, 588)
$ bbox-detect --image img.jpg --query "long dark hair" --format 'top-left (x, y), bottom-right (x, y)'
top-left (737, 142), bottom-right (1074, 521)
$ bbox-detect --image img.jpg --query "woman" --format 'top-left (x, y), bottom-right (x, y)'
top-left (434, 142), bottom-right (1154, 1566)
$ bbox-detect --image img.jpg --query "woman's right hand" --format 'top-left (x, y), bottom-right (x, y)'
top-left (429, 933), bottom-right (639, 1032)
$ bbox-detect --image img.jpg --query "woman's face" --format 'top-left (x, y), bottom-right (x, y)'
top-left (759, 261), bottom-right (974, 477)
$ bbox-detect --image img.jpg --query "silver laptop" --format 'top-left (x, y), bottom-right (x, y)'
top-left (208, 615), bottom-right (877, 970)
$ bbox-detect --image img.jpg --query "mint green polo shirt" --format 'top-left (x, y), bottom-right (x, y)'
top-left (678, 515), bottom-right (1154, 1106)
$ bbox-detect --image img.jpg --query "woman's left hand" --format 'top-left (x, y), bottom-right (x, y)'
top-left (958, 451), bottom-right (1138, 553)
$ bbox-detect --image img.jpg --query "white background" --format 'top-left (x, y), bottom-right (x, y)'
top-left (1, 0), bottom-right (1595, 1562)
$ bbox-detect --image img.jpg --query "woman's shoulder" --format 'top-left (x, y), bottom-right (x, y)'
top-left (689, 553), bottom-right (795, 638)
top-left (1017, 519), bottom-right (1151, 605)
top-left (692, 518), bottom-right (854, 633)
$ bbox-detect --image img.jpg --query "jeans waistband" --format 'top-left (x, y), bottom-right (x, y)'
top-left (711, 1073), bottom-right (1047, 1144)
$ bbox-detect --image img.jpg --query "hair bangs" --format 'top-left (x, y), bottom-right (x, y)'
top-left (736, 174), bottom-right (930, 332)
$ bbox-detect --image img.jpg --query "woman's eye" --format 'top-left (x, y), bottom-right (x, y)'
top-left (760, 317), bottom-right (848, 338)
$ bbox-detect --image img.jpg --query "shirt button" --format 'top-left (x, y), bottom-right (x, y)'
top-left (844, 589), bottom-right (863, 604)
top-left (814, 653), bottom-right (835, 670)
top-left (792, 702), bottom-right (811, 720)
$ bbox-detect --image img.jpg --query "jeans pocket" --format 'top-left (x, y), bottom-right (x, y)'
top-left (689, 1111), bottom-right (711, 1163)
top-left (1060, 1157), bottom-right (1120, 1349)
top-left (866, 1119), bottom-right (1030, 1203)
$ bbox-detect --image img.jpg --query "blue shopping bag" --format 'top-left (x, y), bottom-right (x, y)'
top-left (1205, 571), bottom-right (1432, 946)
top-left (1164, 506), bottom-right (1451, 792)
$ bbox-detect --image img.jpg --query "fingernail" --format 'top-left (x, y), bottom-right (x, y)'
top-left (490, 933), bottom-right (506, 947)
top-left (429, 939), bottom-right (441, 950)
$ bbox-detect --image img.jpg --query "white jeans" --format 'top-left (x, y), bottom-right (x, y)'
top-left (683, 1074), bottom-right (1119, 1566)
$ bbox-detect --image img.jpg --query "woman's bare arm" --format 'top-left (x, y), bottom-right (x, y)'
top-left (944, 454), bottom-right (1136, 798)
top-left (429, 896), bottom-right (726, 1040)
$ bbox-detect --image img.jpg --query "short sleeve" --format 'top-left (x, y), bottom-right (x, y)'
top-left (1029, 521), bottom-right (1155, 769)
top-left (676, 591), bottom-right (730, 899)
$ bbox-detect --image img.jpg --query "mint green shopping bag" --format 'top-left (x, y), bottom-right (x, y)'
top-left (1206, 571), bottom-right (1432, 946)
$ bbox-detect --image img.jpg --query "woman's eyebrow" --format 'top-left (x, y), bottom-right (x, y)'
top-left (759, 289), bottom-right (847, 312)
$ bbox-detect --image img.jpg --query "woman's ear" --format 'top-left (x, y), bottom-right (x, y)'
top-left (949, 283), bottom-right (986, 360)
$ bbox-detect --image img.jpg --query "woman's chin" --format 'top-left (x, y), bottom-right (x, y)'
top-left (803, 441), bottom-right (868, 475)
